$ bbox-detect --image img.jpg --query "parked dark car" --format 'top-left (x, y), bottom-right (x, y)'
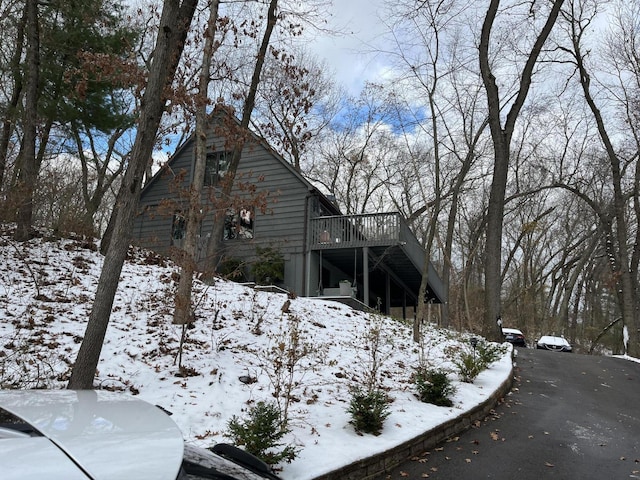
top-left (0, 389), bottom-right (281, 480)
top-left (502, 327), bottom-right (527, 347)
top-left (536, 335), bottom-right (572, 352)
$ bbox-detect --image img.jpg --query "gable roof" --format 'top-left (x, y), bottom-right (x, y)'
top-left (141, 107), bottom-right (341, 215)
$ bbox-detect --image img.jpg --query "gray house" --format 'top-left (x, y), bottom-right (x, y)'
top-left (132, 113), bottom-right (445, 317)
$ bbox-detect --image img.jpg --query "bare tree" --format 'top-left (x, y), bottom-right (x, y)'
top-left (305, 83), bottom-right (397, 215)
top-left (376, 0), bottom-right (493, 335)
top-left (68, 125), bottom-right (132, 236)
top-left (173, 0), bottom-right (221, 328)
top-left (203, 0), bottom-right (284, 274)
top-left (68, 0), bottom-right (198, 389)
top-left (0, 2), bottom-right (26, 195)
top-left (13, 0), bottom-right (39, 242)
top-left (252, 47), bottom-right (338, 171)
top-left (549, 0), bottom-right (640, 355)
top-left (479, 0), bottom-right (566, 340)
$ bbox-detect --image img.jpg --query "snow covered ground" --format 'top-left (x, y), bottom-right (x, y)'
top-left (0, 231), bottom-right (513, 479)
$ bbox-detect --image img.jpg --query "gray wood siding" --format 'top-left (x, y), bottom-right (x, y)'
top-left (133, 122), bottom-right (314, 294)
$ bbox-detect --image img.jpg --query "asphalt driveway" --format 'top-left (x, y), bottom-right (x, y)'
top-left (378, 348), bottom-right (640, 479)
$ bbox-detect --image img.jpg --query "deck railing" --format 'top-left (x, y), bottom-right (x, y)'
top-left (309, 213), bottom-right (444, 302)
top-left (309, 212), bottom-right (423, 256)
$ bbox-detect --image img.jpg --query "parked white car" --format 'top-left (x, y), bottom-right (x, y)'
top-left (0, 389), bottom-right (281, 480)
top-left (536, 335), bottom-right (572, 353)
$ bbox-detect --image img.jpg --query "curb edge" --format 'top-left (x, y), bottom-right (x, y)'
top-left (312, 354), bottom-right (515, 480)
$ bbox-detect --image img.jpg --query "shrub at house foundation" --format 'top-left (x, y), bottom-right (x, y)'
top-left (251, 247), bottom-right (284, 285)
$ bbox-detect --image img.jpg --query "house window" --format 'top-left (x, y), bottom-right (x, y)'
top-left (205, 151), bottom-right (231, 186)
top-left (171, 212), bottom-right (186, 243)
top-left (224, 207), bottom-right (254, 240)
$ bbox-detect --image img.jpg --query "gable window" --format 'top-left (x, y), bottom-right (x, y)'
top-left (205, 151), bottom-right (231, 186)
top-left (224, 207), bottom-right (254, 240)
top-left (171, 212), bottom-right (186, 244)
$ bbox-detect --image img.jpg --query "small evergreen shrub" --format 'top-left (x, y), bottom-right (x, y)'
top-left (447, 339), bottom-right (507, 383)
top-left (224, 402), bottom-right (298, 465)
top-left (218, 257), bottom-right (246, 281)
top-left (251, 247), bottom-right (284, 285)
top-left (477, 341), bottom-right (506, 366)
top-left (347, 388), bottom-right (390, 435)
top-left (414, 368), bottom-right (456, 407)
top-left (451, 349), bottom-right (484, 383)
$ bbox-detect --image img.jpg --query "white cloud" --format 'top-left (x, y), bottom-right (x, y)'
top-left (308, 0), bottom-right (388, 94)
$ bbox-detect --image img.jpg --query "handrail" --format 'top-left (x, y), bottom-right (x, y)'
top-left (309, 213), bottom-right (407, 249)
top-left (309, 212), bottom-right (444, 303)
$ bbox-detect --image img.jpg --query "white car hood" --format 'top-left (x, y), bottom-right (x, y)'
top-left (538, 335), bottom-right (570, 347)
top-left (0, 390), bottom-right (184, 480)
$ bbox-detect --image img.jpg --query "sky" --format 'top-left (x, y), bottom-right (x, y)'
top-left (1, 230), bottom-right (513, 479)
top-left (308, 0), bottom-right (390, 95)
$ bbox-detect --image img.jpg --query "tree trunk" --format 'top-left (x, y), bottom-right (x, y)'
top-left (479, 0), bottom-right (566, 340)
top-left (68, 0), bottom-right (198, 389)
top-left (567, 14), bottom-right (640, 357)
top-left (204, 0), bottom-right (279, 273)
top-left (14, 0), bottom-right (39, 242)
top-left (173, 0), bottom-right (220, 326)
top-left (0, 7), bottom-right (26, 199)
